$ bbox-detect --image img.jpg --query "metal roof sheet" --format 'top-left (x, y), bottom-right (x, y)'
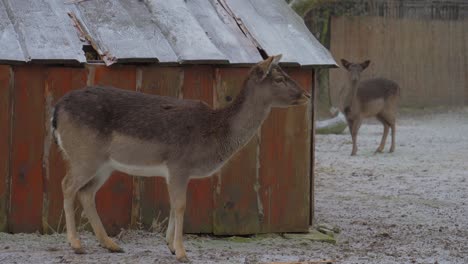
top-left (224, 0), bottom-right (337, 66)
top-left (1, 0), bottom-right (86, 63)
top-left (0, 0), bottom-right (335, 67)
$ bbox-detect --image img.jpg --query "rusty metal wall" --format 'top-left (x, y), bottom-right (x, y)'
top-left (329, 16), bottom-right (468, 107)
top-left (0, 64), bottom-right (314, 235)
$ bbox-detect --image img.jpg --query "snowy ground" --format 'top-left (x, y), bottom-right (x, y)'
top-left (1, 108), bottom-right (467, 264)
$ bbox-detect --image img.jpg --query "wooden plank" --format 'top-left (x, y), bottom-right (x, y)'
top-left (182, 66), bottom-right (214, 233)
top-left (309, 70), bottom-right (316, 225)
top-left (212, 68), bottom-right (262, 235)
top-left (259, 68), bottom-right (312, 233)
top-left (42, 67), bottom-right (88, 233)
top-left (91, 65), bottom-right (136, 235)
top-left (9, 66), bottom-right (45, 233)
top-left (138, 66), bottom-right (184, 229)
top-left (0, 65), bottom-right (12, 231)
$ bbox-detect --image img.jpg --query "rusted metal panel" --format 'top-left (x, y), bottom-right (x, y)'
top-left (144, 0), bottom-right (228, 64)
top-left (0, 3), bottom-right (24, 62)
top-left (224, 0), bottom-right (336, 66)
top-left (2, 0), bottom-right (85, 63)
top-left (9, 66), bottom-right (45, 233)
top-left (182, 66), bottom-right (214, 233)
top-left (213, 68), bottom-right (263, 235)
top-left (42, 67), bottom-right (88, 233)
top-left (91, 65), bottom-right (136, 235)
top-left (259, 67), bottom-right (312, 233)
top-left (138, 67), bottom-right (184, 229)
top-left (0, 65), bottom-right (12, 231)
top-left (185, 0), bottom-right (262, 65)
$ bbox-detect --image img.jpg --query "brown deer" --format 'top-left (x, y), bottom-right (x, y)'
top-left (340, 59), bottom-right (400, 156)
top-left (52, 55), bottom-right (310, 262)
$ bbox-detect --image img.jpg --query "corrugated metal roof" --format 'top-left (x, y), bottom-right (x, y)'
top-left (0, 0), bottom-right (335, 67)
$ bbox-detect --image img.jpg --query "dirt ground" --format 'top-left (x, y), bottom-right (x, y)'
top-left (1, 108), bottom-right (467, 264)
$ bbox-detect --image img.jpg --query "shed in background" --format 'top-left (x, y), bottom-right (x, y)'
top-left (0, 0), bottom-right (335, 235)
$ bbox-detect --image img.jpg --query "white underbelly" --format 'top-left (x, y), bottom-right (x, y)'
top-left (109, 159), bottom-right (169, 177)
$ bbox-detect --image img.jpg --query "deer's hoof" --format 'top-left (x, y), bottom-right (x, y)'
top-left (167, 243), bottom-right (176, 255)
top-left (375, 149), bottom-right (383, 154)
top-left (107, 246), bottom-right (124, 253)
top-left (176, 248), bottom-right (189, 262)
top-left (70, 238), bottom-right (85, 254)
top-left (73, 247), bottom-right (86, 255)
top-left (104, 240), bottom-right (124, 253)
top-left (177, 255), bottom-right (189, 263)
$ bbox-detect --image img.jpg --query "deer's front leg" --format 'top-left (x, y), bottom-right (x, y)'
top-left (167, 176), bottom-right (189, 262)
top-left (350, 119), bottom-right (362, 156)
top-left (166, 208), bottom-right (175, 254)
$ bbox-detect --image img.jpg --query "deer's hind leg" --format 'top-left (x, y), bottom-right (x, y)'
top-left (77, 164), bottom-right (124, 253)
top-left (375, 114), bottom-right (390, 153)
top-left (62, 172), bottom-right (85, 254)
top-left (62, 163), bottom-right (106, 254)
top-left (389, 118), bottom-right (396, 153)
top-left (380, 111), bottom-right (396, 153)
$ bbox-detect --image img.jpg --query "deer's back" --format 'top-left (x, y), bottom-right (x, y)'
top-left (357, 78), bottom-right (399, 102)
top-left (55, 86), bottom-right (221, 144)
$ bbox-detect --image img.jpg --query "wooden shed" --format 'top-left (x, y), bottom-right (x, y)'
top-left (0, 0), bottom-right (335, 235)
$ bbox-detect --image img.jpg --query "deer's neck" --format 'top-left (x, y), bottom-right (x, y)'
top-left (346, 80), bottom-right (360, 113)
top-left (219, 79), bottom-right (271, 151)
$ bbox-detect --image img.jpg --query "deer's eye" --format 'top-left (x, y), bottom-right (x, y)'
top-left (274, 77), bottom-right (285, 83)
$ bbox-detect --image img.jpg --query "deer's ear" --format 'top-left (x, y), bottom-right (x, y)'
top-left (361, 60), bottom-right (371, 69)
top-left (341, 59), bottom-right (351, 69)
top-left (258, 54), bottom-right (282, 81)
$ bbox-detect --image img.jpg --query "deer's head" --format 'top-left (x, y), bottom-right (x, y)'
top-left (251, 55), bottom-right (310, 108)
top-left (341, 59), bottom-right (370, 82)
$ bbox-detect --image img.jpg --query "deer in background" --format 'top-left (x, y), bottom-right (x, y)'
top-left (52, 55), bottom-right (310, 262)
top-left (340, 59), bottom-right (400, 156)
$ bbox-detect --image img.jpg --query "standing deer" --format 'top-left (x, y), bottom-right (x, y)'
top-left (52, 55), bottom-right (310, 262)
top-left (340, 59), bottom-right (400, 156)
